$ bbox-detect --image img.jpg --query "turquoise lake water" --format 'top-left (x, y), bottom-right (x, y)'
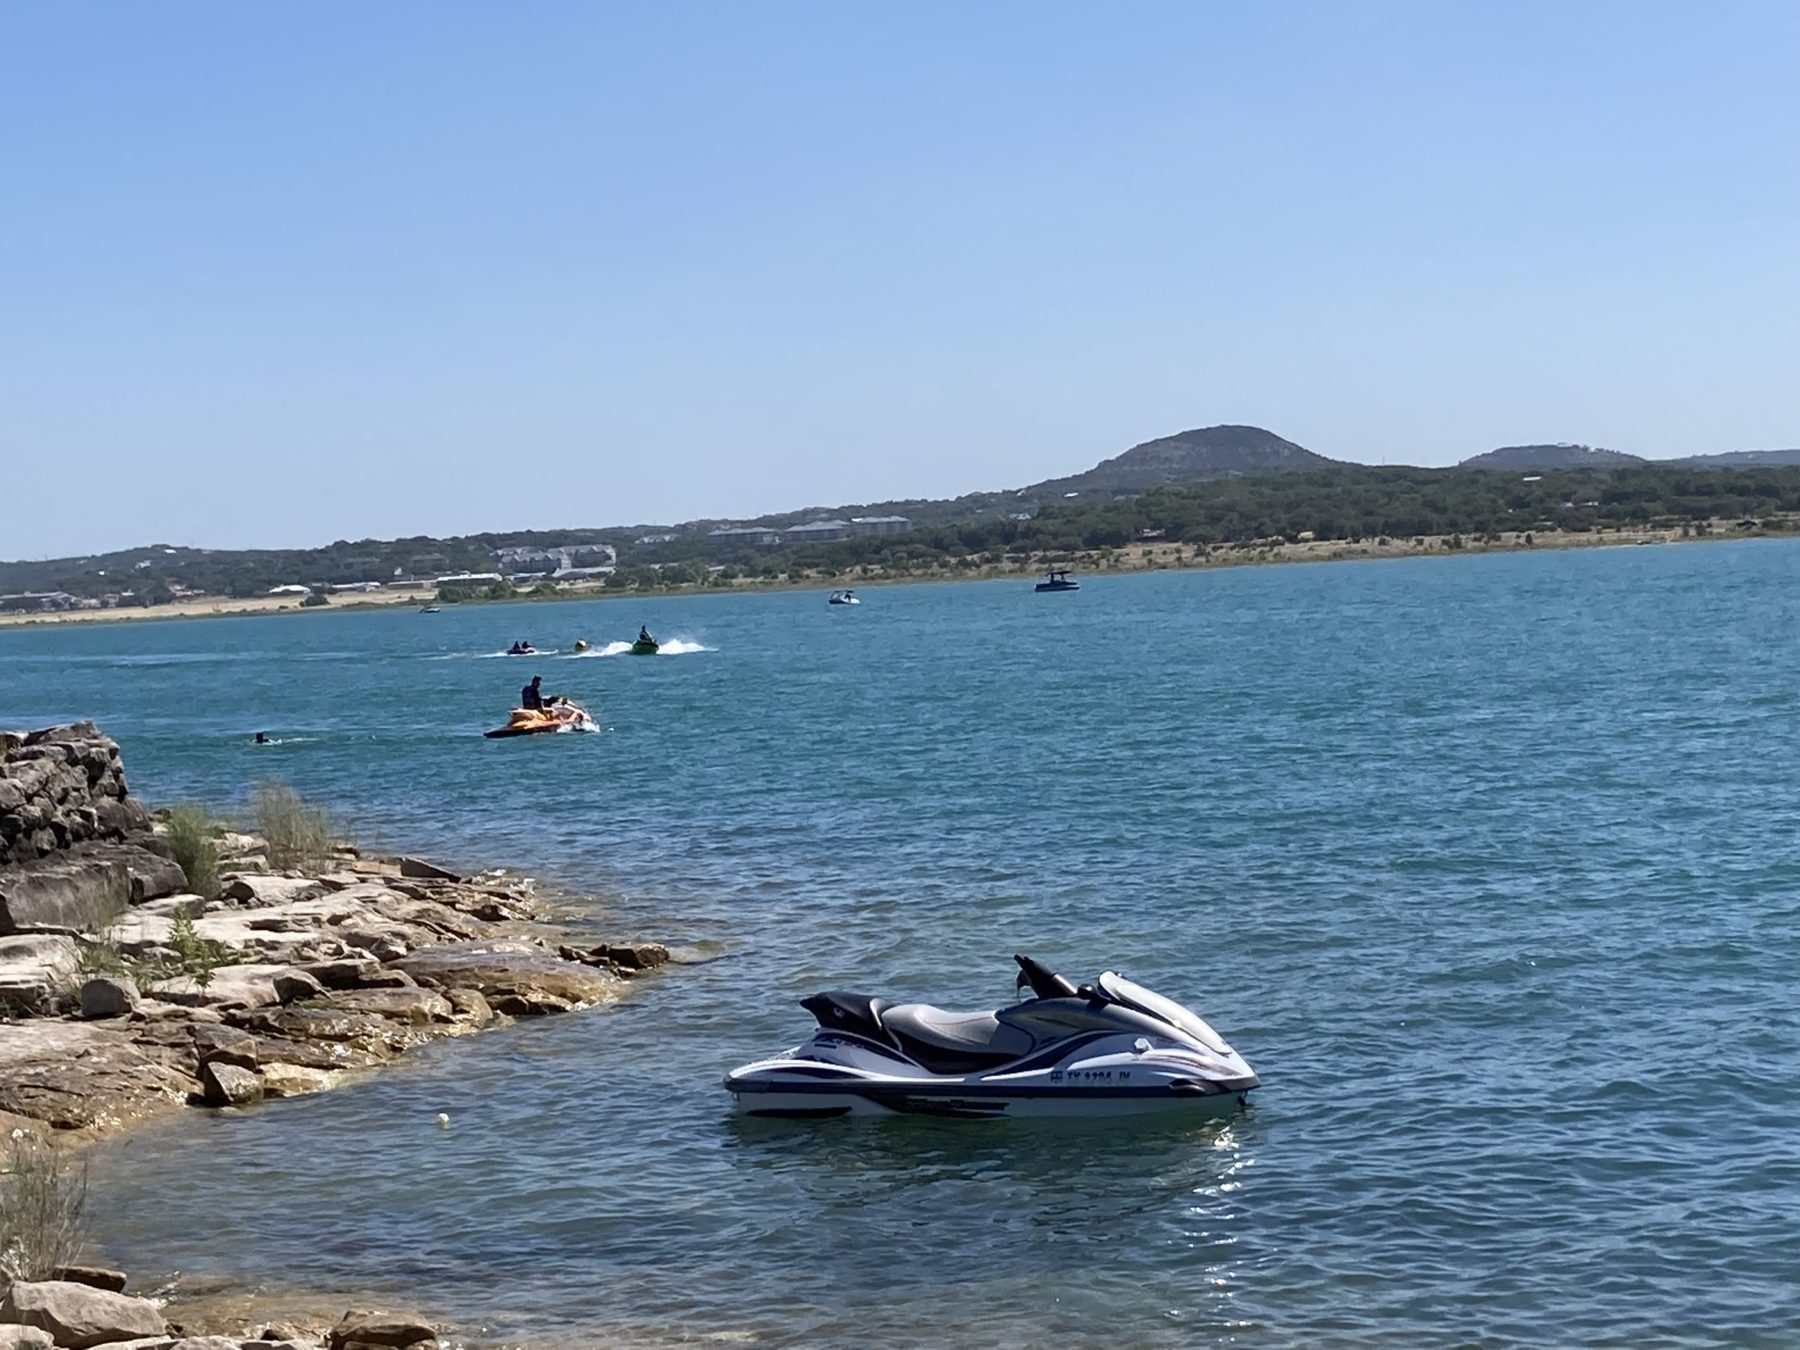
top-left (4, 542), bottom-right (1800, 1347)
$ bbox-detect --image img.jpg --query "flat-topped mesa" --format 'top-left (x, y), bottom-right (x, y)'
top-left (0, 721), bottom-right (152, 866)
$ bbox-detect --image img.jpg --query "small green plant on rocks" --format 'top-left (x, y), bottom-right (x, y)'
top-left (164, 802), bottom-right (221, 899)
top-left (75, 934), bottom-right (128, 980)
top-left (168, 904), bottom-right (232, 989)
top-left (0, 1134), bottom-right (89, 1282)
top-left (254, 780), bottom-right (332, 872)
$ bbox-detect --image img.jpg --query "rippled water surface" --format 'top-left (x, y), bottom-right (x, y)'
top-left (5, 544), bottom-right (1800, 1347)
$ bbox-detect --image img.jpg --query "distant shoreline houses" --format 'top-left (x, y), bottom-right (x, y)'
top-left (708, 515), bottom-right (911, 547)
top-left (7, 522), bottom-right (916, 610)
top-left (493, 542), bottom-right (617, 581)
top-left (0, 590), bottom-right (81, 613)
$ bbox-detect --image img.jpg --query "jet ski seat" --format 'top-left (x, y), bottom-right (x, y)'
top-left (881, 1004), bottom-right (1036, 1074)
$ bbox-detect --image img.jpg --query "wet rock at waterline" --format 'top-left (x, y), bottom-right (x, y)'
top-left (47, 1266), bottom-right (129, 1294)
top-left (325, 1309), bottom-right (438, 1349)
top-left (0, 1280), bottom-right (167, 1349)
top-left (199, 1059), bottom-right (264, 1107)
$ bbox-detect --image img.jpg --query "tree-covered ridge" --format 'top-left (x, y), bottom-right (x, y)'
top-left (0, 527), bottom-right (643, 601)
top-left (6, 453), bottom-right (1799, 605)
top-left (740, 464), bottom-right (1800, 574)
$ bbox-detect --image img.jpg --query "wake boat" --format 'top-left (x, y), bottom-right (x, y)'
top-left (723, 954), bottom-right (1257, 1119)
top-left (1034, 569), bottom-right (1079, 592)
top-left (828, 590), bottom-right (860, 605)
top-left (482, 701), bottom-right (597, 739)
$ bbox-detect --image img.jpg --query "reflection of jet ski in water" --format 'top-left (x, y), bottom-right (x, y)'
top-left (483, 699), bottom-right (597, 738)
top-left (630, 626), bottom-right (659, 655)
top-left (723, 954), bottom-right (1259, 1119)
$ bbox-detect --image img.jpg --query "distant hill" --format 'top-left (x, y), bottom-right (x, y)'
top-left (1670, 448), bottom-right (1800, 468)
top-left (720, 423), bottom-right (1330, 531)
top-left (1460, 443), bottom-right (1800, 472)
top-left (1026, 424), bottom-right (1338, 497)
top-left (1459, 444), bottom-right (1646, 471)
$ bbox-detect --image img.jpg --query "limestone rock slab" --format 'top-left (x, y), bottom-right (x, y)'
top-left (0, 855), bottom-right (129, 936)
top-left (395, 940), bottom-right (617, 1012)
top-left (0, 1279), bottom-right (167, 1349)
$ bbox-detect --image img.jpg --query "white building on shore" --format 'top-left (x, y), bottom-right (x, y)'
top-left (848, 515), bottom-right (912, 536)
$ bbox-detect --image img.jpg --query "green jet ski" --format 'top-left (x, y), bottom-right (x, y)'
top-left (630, 631), bottom-right (659, 655)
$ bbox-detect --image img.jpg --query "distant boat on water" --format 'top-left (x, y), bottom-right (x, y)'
top-left (828, 590), bottom-right (860, 605)
top-left (1034, 569), bottom-right (1080, 592)
top-left (420, 605), bottom-right (441, 613)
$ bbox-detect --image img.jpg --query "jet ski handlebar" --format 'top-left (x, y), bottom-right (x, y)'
top-left (1013, 954), bottom-right (1079, 1000)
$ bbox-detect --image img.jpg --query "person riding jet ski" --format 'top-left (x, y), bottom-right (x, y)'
top-left (638, 626), bottom-right (654, 646)
top-left (508, 638), bottom-right (535, 655)
top-left (521, 675), bottom-right (553, 709)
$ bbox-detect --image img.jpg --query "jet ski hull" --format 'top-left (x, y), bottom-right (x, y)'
top-left (483, 705), bottom-right (597, 738)
top-left (629, 640), bottom-right (659, 655)
top-left (728, 1082), bottom-right (1252, 1119)
top-left (725, 1032), bottom-right (1257, 1119)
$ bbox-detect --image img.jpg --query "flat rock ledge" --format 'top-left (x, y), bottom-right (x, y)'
top-left (0, 836), bottom-right (671, 1144)
top-left (1, 1276), bottom-right (441, 1350)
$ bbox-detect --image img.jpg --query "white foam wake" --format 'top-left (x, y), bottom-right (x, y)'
top-left (561, 638), bottom-right (711, 658)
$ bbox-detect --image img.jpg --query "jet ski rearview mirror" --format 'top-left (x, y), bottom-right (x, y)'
top-left (1013, 954), bottom-right (1079, 1000)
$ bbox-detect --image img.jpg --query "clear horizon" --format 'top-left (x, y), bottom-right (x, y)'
top-left (4, 1), bottom-right (1797, 557)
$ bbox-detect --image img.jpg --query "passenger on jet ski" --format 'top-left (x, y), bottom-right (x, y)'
top-left (253, 732), bottom-right (271, 745)
top-left (638, 626), bottom-right (654, 646)
top-left (508, 639), bottom-right (536, 655)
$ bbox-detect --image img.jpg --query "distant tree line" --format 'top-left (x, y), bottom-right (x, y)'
top-left (675, 465), bottom-right (1800, 575)
top-left (7, 465), bottom-right (1797, 603)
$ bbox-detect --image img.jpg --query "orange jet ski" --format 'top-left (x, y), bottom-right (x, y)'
top-left (483, 700), bottom-right (598, 739)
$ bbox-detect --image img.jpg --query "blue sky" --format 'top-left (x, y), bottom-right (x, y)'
top-left (2, 1), bottom-right (1796, 555)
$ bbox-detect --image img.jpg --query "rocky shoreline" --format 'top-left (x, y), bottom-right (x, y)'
top-left (1, 723), bottom-right (673, 1349)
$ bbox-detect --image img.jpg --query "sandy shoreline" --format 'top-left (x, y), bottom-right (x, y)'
top-left (1, 521), bottom-right (1790, 631)
top-left (0, 586), bottom-right (429, 628)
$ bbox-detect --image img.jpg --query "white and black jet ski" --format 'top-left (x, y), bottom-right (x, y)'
top-left (723, 954), bottom-right (1258, 1119)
